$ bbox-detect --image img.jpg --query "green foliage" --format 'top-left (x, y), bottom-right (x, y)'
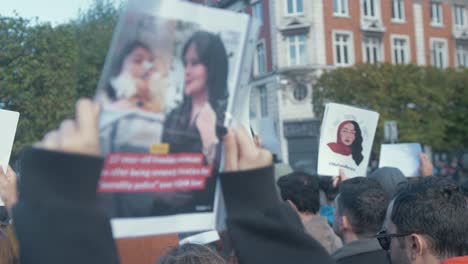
top-left (0, 0), bottom-right (118, 159)
top-left (314, 64), bottom-right (467, 151)
top-left (72, 0), bottom-right (120, 97)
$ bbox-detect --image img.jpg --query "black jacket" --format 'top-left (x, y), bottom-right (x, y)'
top-left (13, 147), bottom-right (335, 264)
top-left (332, 238), bottom-right (390, 264)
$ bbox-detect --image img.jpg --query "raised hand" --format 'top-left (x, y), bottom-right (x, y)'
top-left (223, 126), bottom-right (272, 172)
top-left (37, 98), bottom-right (100, 157)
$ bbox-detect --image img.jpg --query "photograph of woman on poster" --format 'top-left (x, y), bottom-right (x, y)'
top-left (106, 41), bottom-right (168, 113)
top-left (162, 31), bottom-right (229, 165)
top-left (327, 120), bottom-right (364, 166)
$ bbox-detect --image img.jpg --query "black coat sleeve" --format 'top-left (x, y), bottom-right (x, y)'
top-left (13, 147), bottom-right (119, 264)
top-left (220, 166), bottom-right (336, 264)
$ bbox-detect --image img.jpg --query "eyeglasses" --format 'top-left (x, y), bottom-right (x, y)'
top-left (375, 230), bottom-right (412, 251)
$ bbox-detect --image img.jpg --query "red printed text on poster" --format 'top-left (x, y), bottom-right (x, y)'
top-left (98, 153), bottom-right (213, 193)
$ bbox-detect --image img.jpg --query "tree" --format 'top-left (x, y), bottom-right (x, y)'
top-left (0, 0), bottom-right (119, 159)
top-left (0, 16), bottom-right (80, 156)
top-left (72, 0), bottom-right (119, 97)
top-left (313, 64), bottom-right (463, 152)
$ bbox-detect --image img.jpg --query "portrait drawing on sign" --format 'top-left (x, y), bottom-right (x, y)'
top-left (327, 120), bottom-right (364, 166)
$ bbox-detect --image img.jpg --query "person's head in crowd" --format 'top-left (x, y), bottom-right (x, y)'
top-left (0, 225), bottom-right (16, 264)
top-left (277, 171), bottom-right (320, 217)
top-left (318, 176), bottom-right (339, 226)
top-left (327, 120), bottom-right (364, 166)
top-left (319, 176), bottom-right (339, 205)
top-left (108, 41), bottom-right (154, 101)
top-left (461, 179), bottom-right (468, 203)
top-left (182, 31), bottom-right (229, 123)
top-left (380, 177), bottom-right (468, 264)
top-left (369, 167), bottom-right (407, 199)
top-left (333, 177), bottom-right (388, 243)
top-left (157, 243), bottom-right (226, 264)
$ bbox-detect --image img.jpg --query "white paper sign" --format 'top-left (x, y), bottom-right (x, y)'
top-left (379, 143), bottom-right (422, 177)
top-left (0, 109), bottom-right (20, 206)
top-left (318, 103), bottom-right (379, 178)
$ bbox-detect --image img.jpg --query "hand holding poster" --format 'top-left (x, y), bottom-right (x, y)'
top-left (379, 143), bottom-right (422, 177)
top-left (0, 109), bottom-right (20, 206)
top-left (318, 103), bottom-right (379, 178)
top-left (94, 0), bottom-right (258, 238)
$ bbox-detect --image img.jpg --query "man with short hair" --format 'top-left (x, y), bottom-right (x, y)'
top-left (278, 171), bottom-right (342, 253)
top-left (379, 177), bottom-right (468, 264)
top-left (332, 177), bottom-right (390, 264)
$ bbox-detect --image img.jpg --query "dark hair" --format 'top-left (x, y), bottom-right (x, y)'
top-left (349, 121), bottom-right (363, 166)
top-left (277, 171), bottom-right (320, 214)
top-left (181, 31), bottom-right (229, 124)
top-left (157, 243), bottom-right (225, 264)
top-left (337, 177), bottom-right (388, 236)
top-left (391, 177), bottom-right (468, 258)
top-left (368, 167), bottom-right (407, 199)
top-left (107, 41), bottom-right (152, 100)
top-left (318, 176), bottom-right (338, 202)
top-left (461, 180), bottom-right (468, 198)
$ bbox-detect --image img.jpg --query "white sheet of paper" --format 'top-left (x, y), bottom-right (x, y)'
top-left (318, 103), bottom-right (379, 178)
top-left (0, 109), bottom-right (20, 206)
top-left (379, 143), bottom-right (422, 177)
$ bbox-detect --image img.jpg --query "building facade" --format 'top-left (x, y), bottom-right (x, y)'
top-left (192, 0), bottom-right (468, 173)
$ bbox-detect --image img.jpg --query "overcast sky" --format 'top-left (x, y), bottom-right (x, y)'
top-left (0, 0), bottom-right (117, 25)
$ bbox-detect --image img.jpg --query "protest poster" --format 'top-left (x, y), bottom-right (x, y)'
top-left (94, 0), bottom-right (259, 238)
top-left (318, 103), bottom-right (379, 178)
top-left (0, 109), bottom-right (20, 206)
top-left (379, 143), bottom-right (422, 177)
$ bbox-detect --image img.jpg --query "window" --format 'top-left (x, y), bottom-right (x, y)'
top-left (259, 86), bottom-right (268, 117)
top-left (334, 32), bottom-right (353, 66)
top-left (430, 2), bottom-right (443, 26)
top-left (362, 0), bottom-right (377, 18)
top-left (252, 1), bottom-right (263, 25)
top-left (391, 36), bottom-right (410, 64)
top-left (333, 0), bottom-right (348, 16)
top-left (391, 0), bottom-right (405, 22)
top-left (249, 92), bottom-right (257, 118)
top-left (454, 5), bottom-right (465, 27)
top-left (431, 39), bottom-right (448, 68)
top-left (287, 34), bottom-right (307, 66)
top-left (362, 36), bottom-right (383, 64)
top-left (293, 84), bottom-right (308, 101)
top-left (286, 0), bottom-right (303, 15)
top-left (256, 42), bottom-right (266, 74)
top-left (456, 44), bottom-right (468, 67)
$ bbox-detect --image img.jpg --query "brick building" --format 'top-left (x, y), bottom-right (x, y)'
top-left (191, 0), bottom-right (468, 173)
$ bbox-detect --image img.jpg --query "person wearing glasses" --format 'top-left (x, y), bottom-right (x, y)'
top-left (378, 177), bottom-right (468, 264)
top-left (332, 177), bottom-right (391, 264)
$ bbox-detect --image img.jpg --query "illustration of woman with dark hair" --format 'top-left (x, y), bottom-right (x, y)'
top-left (162, 31), bottom-right (229, 164)
top-left (327, 120), bottom-right (364, 166)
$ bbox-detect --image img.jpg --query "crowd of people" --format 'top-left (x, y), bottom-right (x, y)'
top-left (0, 98), bottom-right (466, 264)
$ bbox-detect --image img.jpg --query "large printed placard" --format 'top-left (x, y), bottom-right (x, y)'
top-left (94, 0), bottom-right (257, 237)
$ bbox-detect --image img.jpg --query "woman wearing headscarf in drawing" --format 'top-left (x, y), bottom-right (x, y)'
top-left (327, 120), bottom-right (364, 166)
